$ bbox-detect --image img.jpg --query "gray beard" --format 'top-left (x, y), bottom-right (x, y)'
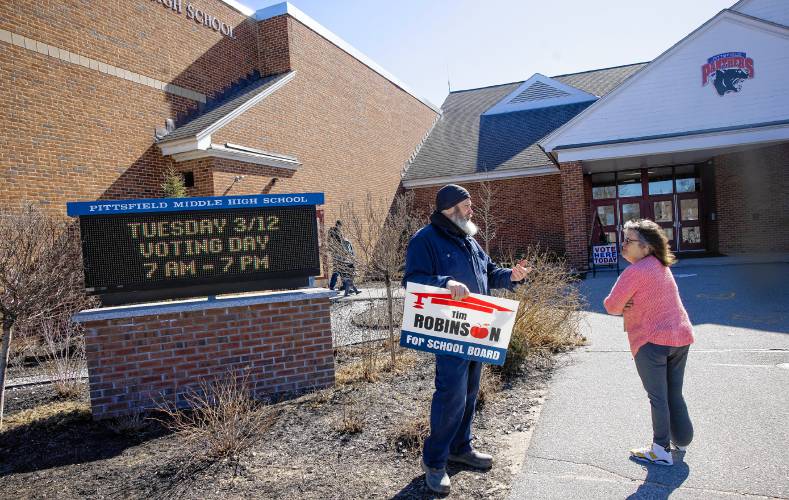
top-left (450, 213), bottom-right (478, 236)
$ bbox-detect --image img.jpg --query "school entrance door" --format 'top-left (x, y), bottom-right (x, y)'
top-left (590, 165), bottom-right (705, 252)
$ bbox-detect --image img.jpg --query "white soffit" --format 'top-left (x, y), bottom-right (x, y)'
top-left (401, 166), bottom-right (560, 188)
top-left (255, 2), bottom-right (440, 113)
top-left (482, 73), bottom-right (597, 116)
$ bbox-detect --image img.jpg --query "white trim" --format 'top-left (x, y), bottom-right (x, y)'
top-left (402, 166), bottom-right (559, 188)
top-left (197, 71), bottom-right (297, 140)
top-left (554, 123), bottom-right (789, 162)
top-left (218, 0), bottom-right (254, 17)
top-left (172, 144), bottom-right (301, 170)
top-left (255, 2), bottom-right (440, 113)
top-left (539, 9), bottom-right (789, 153)
top-left (0, 28), bottom-right (206, 103)
top-left (482, 73), bottom-right (597, 116)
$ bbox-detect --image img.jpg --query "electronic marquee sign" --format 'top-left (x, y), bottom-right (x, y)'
top-left (67, 193), bottom-right (323, 304)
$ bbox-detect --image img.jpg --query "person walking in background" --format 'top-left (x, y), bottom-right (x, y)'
top-left (340, 237), bottom-right (361, 296)
top-left (403, 184), bottom-right (530, 494)
top-left (604, 219), bottom-right (695, 466)
top-left (328, 220), bottom-right (344, 291)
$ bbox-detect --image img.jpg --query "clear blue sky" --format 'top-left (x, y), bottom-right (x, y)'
top-left (245, 0), bottom-right (735, 107)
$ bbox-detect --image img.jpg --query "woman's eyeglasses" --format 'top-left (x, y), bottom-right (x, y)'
top-left (622, 237), bottom-right (639, 246)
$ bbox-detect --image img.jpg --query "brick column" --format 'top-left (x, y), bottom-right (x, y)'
top-left (75, 289), bottom-right (335, 419)
top-left (560, 161), bottom-right (588, 271)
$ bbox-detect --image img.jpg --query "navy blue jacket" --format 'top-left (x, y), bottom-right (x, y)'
top-left (403, 211), bottom-right (514, 294)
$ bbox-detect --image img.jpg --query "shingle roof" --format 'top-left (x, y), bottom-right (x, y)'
top-left (159, 71), bottom-right (294, 143)
top-left (403, 63), bottom-right (647, 182)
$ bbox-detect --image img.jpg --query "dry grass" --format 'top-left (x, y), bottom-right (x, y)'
top-left (335, 345), bottom-right (422, 386)
top-left (476, 366), bottom-right (502, 410)
top-left (391, 412), bottom-right (430, 455)
top-left (37, 317), bottom-right (86, 399)
top-left (106, 411), bottom-right (151, 436)
top-left (2, 400), bottom-right (91, 431)
top-left (154, 372), bottom-right (275, 460)
top-left (335, 396), bottom-right (364, 435)
top-left (497, 247), bottom-right (587, 378)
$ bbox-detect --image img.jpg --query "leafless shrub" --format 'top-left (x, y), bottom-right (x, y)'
top-left (391, 412), bottom-right (430, 455)
top-left (0, 204), bottom-right (96, 427)
top-left (496, 246), bottom-right (587, 378)
top-left (154, 371), bottom-right (275, 460)
top-left (474, 181), bottom-right (503, 255)
top-left (335, 395), bottom-right (364, 435)
top-left (36, 316), bottom-right (86, 399)
top-left (339, 191), bottom-right (425, 368)
top-left (105, 411), bottom-right (151, 436)
top-left (475, 365), bottom-right (502, 410)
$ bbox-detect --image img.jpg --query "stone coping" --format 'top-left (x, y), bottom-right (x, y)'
top-left (73, 288), bottom-right (336, 322)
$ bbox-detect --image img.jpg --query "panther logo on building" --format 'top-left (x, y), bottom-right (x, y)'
top-left (702, 52), bottom-right (754, 96)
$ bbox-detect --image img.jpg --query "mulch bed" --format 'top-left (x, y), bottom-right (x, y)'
top-left (1, 344), bottom-right (553, 499)
top-left (2, 298), bottom-right (563, 499)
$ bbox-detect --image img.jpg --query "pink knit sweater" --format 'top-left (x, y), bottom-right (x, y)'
top-left (603, 255), bottom-right (694, 356)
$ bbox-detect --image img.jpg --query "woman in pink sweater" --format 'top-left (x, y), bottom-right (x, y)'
top-left (604, 219), bottom-right (694, 466)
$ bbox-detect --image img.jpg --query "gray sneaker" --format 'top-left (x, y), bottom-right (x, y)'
top-left (421, 460), bottom-right (450, 494)
top-left (447, 449), bottom-right (493, 469)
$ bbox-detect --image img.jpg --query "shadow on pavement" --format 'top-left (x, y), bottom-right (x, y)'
top-left (579, 263), bottom-right (789, 334)
top-left (627, 457), bottom-right (690, 499)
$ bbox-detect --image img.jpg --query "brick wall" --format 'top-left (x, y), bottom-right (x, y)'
top-left (407, 174), bottom-right (566, 259)
top-left (559, 162), bottom-right (588, 270)
top-left (1, 2), bottom-right (438, 223)
top-left (78, 292), bottom-right (335, 419)
top-left (213, 15), bottom-right (439, 225)
top-left (712, 142), bottom-right (789, 253)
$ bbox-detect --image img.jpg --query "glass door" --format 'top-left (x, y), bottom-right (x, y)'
top-left (674, 165), bottom-right (704, 251)
top-left (649, 196), bottom-right (677, 250)
top-left (677, 194), bottom-right (703, 250)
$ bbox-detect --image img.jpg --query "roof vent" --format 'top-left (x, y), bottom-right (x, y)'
top-left (483, 73), bottom-right (597, 115)
top-left (509, 81), bottom-right (571, 103)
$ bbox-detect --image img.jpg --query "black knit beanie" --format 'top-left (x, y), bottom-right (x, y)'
top-left (435, 184), bottom-right (470, 211)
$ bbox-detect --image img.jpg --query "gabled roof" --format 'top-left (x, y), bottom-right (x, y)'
top-left (482, 73), bottom-right (596, 115)
top-left (539, 8), bottom-right (789, 159)
top-left (159, 71), bottom-right (295, 145)
top-left (402, 63), bottom-right (646, 185)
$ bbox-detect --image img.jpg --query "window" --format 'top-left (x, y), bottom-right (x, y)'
top-left (675, 165), bottom-right (700, 193)
top-left (648, 167), bottom-right (673, 195)
top-left (591, 172), bottom-right (616, 200)
top-left (617, 170), bottom-right (642, 197)
top-left (183, 171), bottom-right (195, 188)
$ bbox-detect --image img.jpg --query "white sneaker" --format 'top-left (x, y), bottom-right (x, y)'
top-left (671, 442), bottom-right (687, 452)
top-left (630, 443), bottom-right (673, 466)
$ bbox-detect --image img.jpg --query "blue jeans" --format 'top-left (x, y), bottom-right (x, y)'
top-left (423, 355), bottom-right (482, 468)
top-left (329, 271), bottom-right (340, 290)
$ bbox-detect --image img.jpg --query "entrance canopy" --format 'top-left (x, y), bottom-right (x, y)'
top-left (540, 7), bottom-right (789, 173)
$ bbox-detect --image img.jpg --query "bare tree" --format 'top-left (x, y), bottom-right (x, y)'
top-left (474, 181), bottom-right (502, 255)
top-left (339, 191), bottom-right (425, 366)
top-left (0, 205), bottom-right (93, 427)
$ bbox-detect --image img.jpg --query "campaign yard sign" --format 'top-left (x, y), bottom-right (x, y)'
top-left (592, 244), bottom-right (618, 265)
top-left (399, 282), bottom-right (520, 366)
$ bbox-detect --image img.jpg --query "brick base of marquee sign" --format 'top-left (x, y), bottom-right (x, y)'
top-left (74, 289), bottom-right (336, 419)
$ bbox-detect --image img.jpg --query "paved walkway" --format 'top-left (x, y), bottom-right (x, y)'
top-left (510, 261), bottom-right (789, 499)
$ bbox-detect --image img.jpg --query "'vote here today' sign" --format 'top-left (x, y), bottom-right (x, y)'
top-left (399, 282), bottom-right (520, 366)
top-left (592, 244), bottom-right (618, 265)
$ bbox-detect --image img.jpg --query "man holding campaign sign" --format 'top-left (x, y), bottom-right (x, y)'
top-left (401, 184), bottom-right (530, 494)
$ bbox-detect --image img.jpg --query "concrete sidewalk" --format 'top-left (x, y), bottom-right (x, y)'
top-left (510, 263), bottom-right (789, 499)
